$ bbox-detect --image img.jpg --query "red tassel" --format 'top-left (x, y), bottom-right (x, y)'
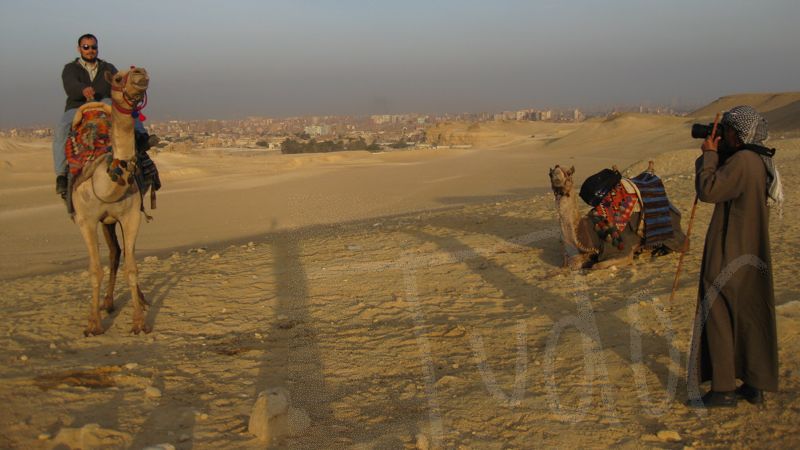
top-left (138, 112), bottom-right (147, 122)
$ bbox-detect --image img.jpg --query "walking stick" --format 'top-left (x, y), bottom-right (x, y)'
top-left (668, 195), bottom-right (699, 303)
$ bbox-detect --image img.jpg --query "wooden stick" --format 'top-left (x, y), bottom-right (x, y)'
top-left (669, 195), bottom-right (700, 303)
top-left (669, 112), bottom-right (719, 302)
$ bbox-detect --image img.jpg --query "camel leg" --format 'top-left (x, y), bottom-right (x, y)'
top-left (77, 219), bottom-right (104, 336)
top-left (566, 254), bottom-right (590, 270)
top-left (591, 250), bottom-right (636, 270)
top-left (137, 285), bottom-right (150, 307)
top-left (101, 223), bottom-right (120, 313)
top-left (120, 211), bottom-right (150, 334)
top-left (591, 255), bottom-right (633, 270)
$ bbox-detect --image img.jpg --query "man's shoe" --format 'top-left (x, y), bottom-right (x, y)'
top-left (148, 133), bottom-right (160, 149)
top-left (736, 384), bottom-right (764, 405)
top-left (55, 175), bottom-right (68, 199)
top-left (135, 132), bottom-right (160, 153)
top-left (687, 390), bottom-right (737, 408)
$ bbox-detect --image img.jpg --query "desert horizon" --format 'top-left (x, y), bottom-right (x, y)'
top-left (1, 90), bottom-right (799, 448)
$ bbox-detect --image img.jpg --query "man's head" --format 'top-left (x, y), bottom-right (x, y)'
top-left (721, 105), bottom-right (768, 147)
top-left (77, 33), bottom-right (98, 63)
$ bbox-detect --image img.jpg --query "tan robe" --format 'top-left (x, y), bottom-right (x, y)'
top-left (690, 149), bottom-right (778, 392)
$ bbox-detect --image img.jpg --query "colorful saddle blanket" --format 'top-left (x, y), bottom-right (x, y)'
top-left (65, 109), bottom-right (111, 176)
top-left (589, 183), bottom-right (638, 249)
top-left (631, 172), bottom-right (674, 246)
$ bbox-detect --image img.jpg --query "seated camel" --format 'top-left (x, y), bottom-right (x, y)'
top-left (548, 162), bottom-right (687, 270)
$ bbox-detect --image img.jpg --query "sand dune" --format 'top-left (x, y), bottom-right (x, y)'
top-left (1, 97), bottom-right (799, 448)
top-left (692, 91), bottom-right (799, 117)
top-left (542, 113), bottom-right (694, 160)
top-left (691, 92), bottom-right (800, 138)
top-left (765, 100), bottom-right (800, 137)
top-left (425, 120), bottom-right (580, 148)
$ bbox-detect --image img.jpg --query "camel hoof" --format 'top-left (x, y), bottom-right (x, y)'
top-left (84, 325), bottom-right (105, 337)
top-left (131, 323), bottom-right (151, 335)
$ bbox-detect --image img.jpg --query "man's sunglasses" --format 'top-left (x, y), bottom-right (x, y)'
top-left (81, 44), bottom-right (98, 50)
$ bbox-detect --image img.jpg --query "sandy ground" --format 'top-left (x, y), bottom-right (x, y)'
top-left (1, 105), bottom-right (799, 448)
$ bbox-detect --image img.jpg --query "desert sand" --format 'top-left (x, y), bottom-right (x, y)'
top-left (1, 94), bottom-right (799, 449)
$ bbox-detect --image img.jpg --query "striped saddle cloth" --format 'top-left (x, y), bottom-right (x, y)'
top-left (630, 172), bottom-right (674, 246)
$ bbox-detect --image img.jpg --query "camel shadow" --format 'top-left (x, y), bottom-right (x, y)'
top-left (402, 224), bottom-right (689, 411)
top-left (250, 231), bottom-right (339, 446)
top-left (252, 228), bottom-right (453, 447)
top-left (419, 212), bottom-right (566, 268)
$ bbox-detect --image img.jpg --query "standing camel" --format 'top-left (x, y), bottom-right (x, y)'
top-left (548, 163), bottom-right (686, 270)
top-left (70, 67), bottom-right (151, 336)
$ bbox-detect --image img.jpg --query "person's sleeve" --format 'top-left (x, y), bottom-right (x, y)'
top-left (695, 151), bottom-right (745, 203)
top-left (97, 62), bottom-right (118, 85)
top-left (61, 64), bottom-right (85, 99)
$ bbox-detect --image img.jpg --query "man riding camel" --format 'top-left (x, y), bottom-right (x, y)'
top-left (52, 33), bottom-right (158, 199)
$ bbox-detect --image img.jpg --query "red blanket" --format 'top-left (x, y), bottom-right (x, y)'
top-left (65, 110), bottom-right (112, 176)
top-left (589, 183), bottom-right (638, 249)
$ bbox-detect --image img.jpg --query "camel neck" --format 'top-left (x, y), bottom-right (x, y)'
top-left (556, 194), bottom-right (583, 256)
top-left (556, 194), bottom-right (581, 226)
top-left (110, 107), bottom-right (136, 161)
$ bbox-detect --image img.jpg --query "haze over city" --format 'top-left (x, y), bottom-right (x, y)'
top-left (1, 0), bottom-right (798, 128)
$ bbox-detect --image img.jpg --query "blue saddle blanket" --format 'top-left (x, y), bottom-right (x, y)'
top-left (631, 172), bottom-right (674, 247)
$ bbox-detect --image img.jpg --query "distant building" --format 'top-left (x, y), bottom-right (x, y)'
top-left (304, 125), bottom-right (331, 137)
top-left (371, 115), bottom-right (392, 125)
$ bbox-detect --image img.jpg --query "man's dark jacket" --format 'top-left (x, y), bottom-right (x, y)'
top-left (61, 58), bottom-right (118, 111)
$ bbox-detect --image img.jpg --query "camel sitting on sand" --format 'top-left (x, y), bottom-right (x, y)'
top-left (70, 67), bottom-right (151, 336)
top-left (548, 162), bottom-right (686, 270)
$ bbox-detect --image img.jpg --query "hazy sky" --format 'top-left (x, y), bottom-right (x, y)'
top-left (1, 0), bottom-right (798, 127)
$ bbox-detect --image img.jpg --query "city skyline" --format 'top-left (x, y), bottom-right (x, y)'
top-left (1, 0), bottom-right (798, 128)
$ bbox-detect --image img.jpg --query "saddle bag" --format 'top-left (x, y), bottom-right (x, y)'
top-left (579, 168), bottom-right (622, 206)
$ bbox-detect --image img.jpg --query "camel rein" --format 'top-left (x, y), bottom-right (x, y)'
top-left (112, 91), bottom-right (147, 119)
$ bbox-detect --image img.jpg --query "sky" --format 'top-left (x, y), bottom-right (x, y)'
top-left (1, 0), bottom-right (799, 128)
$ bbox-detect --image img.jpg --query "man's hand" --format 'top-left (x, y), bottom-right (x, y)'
top-left (701, 112), bottom-right (721, 152)
top-left (82, 86), bottom-right (96, 101)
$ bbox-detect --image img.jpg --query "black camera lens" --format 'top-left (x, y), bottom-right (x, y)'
top-left (691, 123), bottom-right (724, 139)
top-left (691, 124), bottom-right (712, 139)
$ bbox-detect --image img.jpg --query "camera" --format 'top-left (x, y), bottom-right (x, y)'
top-left (691, 122), bottom-right (725, 139)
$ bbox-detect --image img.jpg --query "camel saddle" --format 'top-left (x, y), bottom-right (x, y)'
top-left (66, 103), bottom-right (112, 177)
top-left (64, 102), bottom-right (160, 216)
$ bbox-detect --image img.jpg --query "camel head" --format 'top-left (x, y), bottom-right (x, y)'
top-left (106, 66), bottom-right (149, 111)
top-left (548, 165), bottom-right (574, 198)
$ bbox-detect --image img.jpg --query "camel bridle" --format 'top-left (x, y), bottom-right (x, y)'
top-left (111, 69), bottom-right (148, 118)
top-left (549, 167), bottom-right (572, 199)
